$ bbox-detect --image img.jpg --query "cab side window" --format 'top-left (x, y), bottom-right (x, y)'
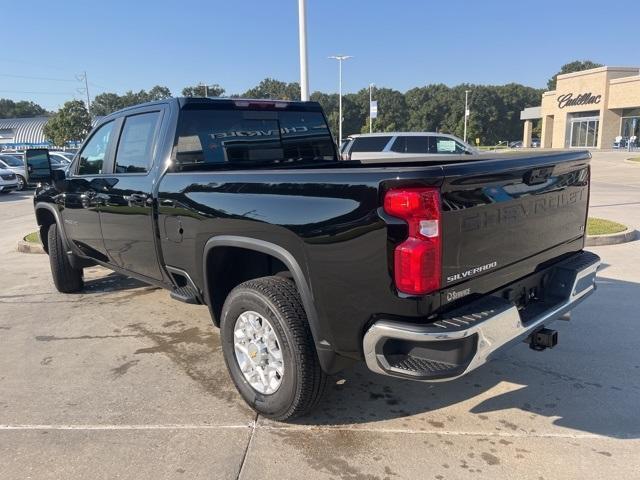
top-left (114, 112), bottom-right (160, 174)
top-left (77, 121), bottom-right (115, 175)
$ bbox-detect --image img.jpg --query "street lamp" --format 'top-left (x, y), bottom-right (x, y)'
top-left (298, 0), bottom-right (309, 101)
top-left (369, 83), bottom-right (375, 133)
top-left (329, 55), bottom-right (352, 147)
top-left (463, 89), bottom-right (471, 143)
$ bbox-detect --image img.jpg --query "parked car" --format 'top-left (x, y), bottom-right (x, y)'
top-left (509, 139), bottom-right (541, 149)
top-left (31, 98), bottom-right (600, 420)
top-left (0, 152), bottom-right (68, 189)
top-left (0, 154), bottom-right (27, 190)
top-left (0, 165), bottom-right (18, 193)
top-left (341, 132), bottom-right (477, 160)
top-left (49, 151), bottom-right (74, 164)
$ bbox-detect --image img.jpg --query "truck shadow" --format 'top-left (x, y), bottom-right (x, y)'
top-left (291, 275), bottom-right (640, 439)
top-left (82, 270), bottom-right (151, 294)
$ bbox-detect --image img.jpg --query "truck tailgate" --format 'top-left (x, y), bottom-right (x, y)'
top-left (439, 151), bottom-right (591, 288)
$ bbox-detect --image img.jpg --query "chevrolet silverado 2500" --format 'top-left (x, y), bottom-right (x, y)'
top-left (31, 97), bottom-right (600, 420)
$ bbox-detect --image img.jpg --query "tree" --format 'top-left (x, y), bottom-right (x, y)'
top-left (43, 100), bottom-right (92, 147)
top-left (547, 60), bottom-right (603, 90)
top-left (0, 99), bottom-right (47, 118)
top-left (360, 87), bottom-right (407, 133)
top-left (242, 78), bottom-right (301, 100)
top-left (91, 85), bottom-right (172, 116)
top-left (181, 83), bottom-right (225, 97)
top-left (89, 93), bottom-right (122, 117)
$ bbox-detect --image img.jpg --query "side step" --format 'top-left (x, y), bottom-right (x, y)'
top-left (166, 265), bottom-right (203, 305)
top-left (170, 286), bottom-right (202, 304)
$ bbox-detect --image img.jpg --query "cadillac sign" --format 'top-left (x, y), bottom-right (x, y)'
top-left (557, 92), bottom-right (602, 109)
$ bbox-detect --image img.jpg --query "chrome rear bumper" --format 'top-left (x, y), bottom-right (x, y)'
top-left (363, 251), bottom-right (601, 381)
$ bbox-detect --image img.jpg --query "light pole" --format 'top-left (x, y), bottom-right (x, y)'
top-left (463, 89), bottom-right (470, 143)
top-left (369, 83), bottom-right (375, 133)
top-left (329, 55), bottom-right (352, 147)
top-left (298, 0), bottom-right (309, 101)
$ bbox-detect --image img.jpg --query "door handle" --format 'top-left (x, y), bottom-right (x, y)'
top-left (80, 190), bottom-right (97, 209)
top-left (124, 193), bottom-right (150, 207)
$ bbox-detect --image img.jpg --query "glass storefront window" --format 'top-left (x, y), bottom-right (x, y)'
top-left (621, 116), bottom-right (639, 139)
top-left (570, 117), bottom-right (599, 147)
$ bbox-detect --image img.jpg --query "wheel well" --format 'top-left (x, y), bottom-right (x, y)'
top-left (35, 208), bottom-right (56, 254)
top-left (205, 246), bottom-right (291, 326)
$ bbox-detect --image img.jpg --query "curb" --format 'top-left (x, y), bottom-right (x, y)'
top-left (17, 238), bottom-right (45, 254)
top-left (586, 228), bottom-right (637, 247)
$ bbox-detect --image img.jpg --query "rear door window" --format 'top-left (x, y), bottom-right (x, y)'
top-left (114, 112), bottom-right (160, 173)
top-left (390, 137), bottom-right (405, 152)
top-left (350, 136), bottom-right (392, 152)
top-left (404, 136), bottom-right (430, 154)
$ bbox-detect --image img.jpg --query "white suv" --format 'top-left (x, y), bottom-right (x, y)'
top-left (341, 132), bottom-right (477, 161)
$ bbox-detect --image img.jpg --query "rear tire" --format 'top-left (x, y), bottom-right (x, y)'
top-left (220, 276), bottom-right (327, 420)
top-left (47, 223), bottom-right (83, 293)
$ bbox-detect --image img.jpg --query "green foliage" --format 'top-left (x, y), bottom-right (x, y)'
top-left (43, 100), bottom-right (92, 147)
top-left (182, 84), bottom-right (225, 97)
top-left (24, 231), bottom-right (40, 243)
top-left (36, 68), bottom-right (556, 148)
top-left (547, 60), bottom-right (603, 90)
top-left (242, 78), bottom-right (301, 100)
top-left (91, 85), bottom-right (172, 116)
top-left (587, 217), bottom-right (626, 236)
top-left (0, 98), bottom-right (47, 118)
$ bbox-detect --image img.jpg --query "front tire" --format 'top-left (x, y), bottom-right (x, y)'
top-left (47, 223), bottom-right (84, 293)
top-left (16, 175), bottom-right (26, 191)
top-left (220, 276), bottom-right (327, 420)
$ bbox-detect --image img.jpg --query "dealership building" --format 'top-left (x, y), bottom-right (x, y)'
top-left (521, 66), bottom-right (640, 149)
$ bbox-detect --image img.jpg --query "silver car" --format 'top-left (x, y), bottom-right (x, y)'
top-left (0, 165), bottom-right (18, 194)
top-left (0, 154), bottom-right (27, 190)
top-left (341, 132), bottom-right (478, 161)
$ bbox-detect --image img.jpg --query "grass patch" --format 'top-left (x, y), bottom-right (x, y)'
top-left (587, 218), bottom-right (627, 236)
top-left (24, 231), bottom-right (40, 243)
top-left (627, 157), bottom-right (640, 163)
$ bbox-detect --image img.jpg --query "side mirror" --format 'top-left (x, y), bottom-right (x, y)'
top-left (24, 149), bottom-right (52, 184)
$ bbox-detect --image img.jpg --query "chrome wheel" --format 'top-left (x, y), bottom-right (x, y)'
top-left (233, 311), bottom-right (284, 395)
top-left (16, 176), bottom-right (25, 191)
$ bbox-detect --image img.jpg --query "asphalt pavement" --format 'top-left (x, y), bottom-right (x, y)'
top-left (0, 151), bottom-right (638, 479)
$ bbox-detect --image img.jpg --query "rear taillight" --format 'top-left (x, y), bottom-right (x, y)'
top-left (384, 187), bottom-right (441, 295)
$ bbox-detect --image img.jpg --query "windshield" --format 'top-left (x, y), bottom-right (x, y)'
top-left (0, 155), bottom-right (23, 167)
top-left (174, 107), bottom-right (337, 170)
top-left (50, 153), bottom-right (70, 164)
top-left (53, 152), bottom-right (74, 161)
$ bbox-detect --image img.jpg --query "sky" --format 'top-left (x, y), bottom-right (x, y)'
top-left (2, 0), bottom-right (637, 111)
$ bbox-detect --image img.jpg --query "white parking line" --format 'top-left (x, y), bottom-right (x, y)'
top-left (0, 423), bottom-right (621, 439)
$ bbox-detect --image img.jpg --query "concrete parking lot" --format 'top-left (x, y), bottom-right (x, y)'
top-left (1, 151), bottom-right (639, 479)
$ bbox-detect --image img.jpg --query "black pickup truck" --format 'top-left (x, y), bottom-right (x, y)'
top-left (30, 98), bottom-right (600, 420)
